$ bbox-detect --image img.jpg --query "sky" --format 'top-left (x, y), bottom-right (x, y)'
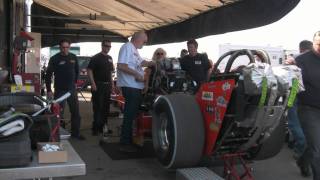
top-left (72, 0), bottom-right (320, 63)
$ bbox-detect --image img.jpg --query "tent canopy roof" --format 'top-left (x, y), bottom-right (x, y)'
top-left (31, 0), bottom-right (300, 47)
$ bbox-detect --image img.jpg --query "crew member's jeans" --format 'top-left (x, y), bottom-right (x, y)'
top-left (120, 87), bottom-right (142, 145)
top-left (91, 82), bottom-right (111, 133)
top-left (298, 105), bottom-right (320, 180)
top-left (55, 89), bottom-right (81, 137)
top-left (288, 103), bottom-right (306, 156)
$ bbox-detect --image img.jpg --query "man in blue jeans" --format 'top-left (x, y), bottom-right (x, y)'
top-left (286, 40), bottom-right (312, 158)
top-left (296, 31), bottom-right (320, 180)
top-left (117, 31), bottom-right (154, 152)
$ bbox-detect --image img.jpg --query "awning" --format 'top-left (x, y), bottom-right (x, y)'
top-left (31, 0), bottom-right (300, 47)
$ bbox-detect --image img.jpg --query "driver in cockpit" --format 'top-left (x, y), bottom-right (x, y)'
top-left (143, 48), bottom-right (170, 93)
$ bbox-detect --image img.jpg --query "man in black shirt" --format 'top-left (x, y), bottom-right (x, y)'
top-left (296, 31), bottom-right (320, 179)
top-left (180, 39), bottom-right (211, 88)
top-left (46, 39), bottom-right (85, 140)
top-left (87, 40), bottom-right (114, 136)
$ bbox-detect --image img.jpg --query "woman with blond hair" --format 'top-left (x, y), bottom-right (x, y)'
top-left (144, 48), bottom-right (170, 93)
top-left (152, 48), bottom-right (166, 62)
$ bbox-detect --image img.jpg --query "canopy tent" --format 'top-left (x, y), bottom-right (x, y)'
top-left (31, 0), bottom-right (300, 47)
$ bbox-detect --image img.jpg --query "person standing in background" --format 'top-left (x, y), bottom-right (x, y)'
top-left (296, 31), bottom-right (320, 179)
top-left (87, 39), bottom-right (114, 136)
top-left (180, 39), bottom-right (211, 89)
top-left (180, 49), bottom-right (188, 59)
top-left (46, 39), bottom-right (85, 140)
top-left (285, 40), bottom-right (312, 177)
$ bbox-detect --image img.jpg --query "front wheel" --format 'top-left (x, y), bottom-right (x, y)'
top-left (247, 115), bottom-right (286, 160)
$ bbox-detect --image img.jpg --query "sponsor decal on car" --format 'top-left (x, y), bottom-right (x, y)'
top-left (202, 91), bottom-right (213, 101)
top-left (222, 82), bottom-right (231, 91)
top-left (216, 96), bottom-right (227, 107)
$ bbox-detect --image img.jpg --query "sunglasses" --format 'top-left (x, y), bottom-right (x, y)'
top-left (103, 45), bottom-right (111, 48)
top-left (156, 52), bottom-right (164, 55)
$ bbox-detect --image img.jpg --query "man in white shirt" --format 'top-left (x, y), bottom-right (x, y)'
top-left (117, 31), bottom-right (154, 152)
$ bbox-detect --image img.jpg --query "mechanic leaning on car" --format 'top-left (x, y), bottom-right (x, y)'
top-left (180, 39), bottom-right (212, 89)
top-left (45, 39), bottom-right (85, 140)
top-left (116, 31), bottom-right (155, 152)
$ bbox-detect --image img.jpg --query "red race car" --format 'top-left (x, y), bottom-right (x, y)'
top-left (116, 50), bottom-right (299, 179)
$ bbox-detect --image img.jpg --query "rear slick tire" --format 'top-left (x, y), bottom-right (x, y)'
top-left (152, 94), bottom-right (205, 169)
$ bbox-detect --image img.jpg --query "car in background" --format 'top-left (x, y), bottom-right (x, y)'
top-left (76, 56), bottom-right (90, 90)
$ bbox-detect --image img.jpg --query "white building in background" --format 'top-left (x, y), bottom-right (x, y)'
top-left (284, 49), bottom-right (300, 57)
top-left (218, 44), bottom-right (295, 71)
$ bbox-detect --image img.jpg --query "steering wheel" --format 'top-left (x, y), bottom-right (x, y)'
top-left (149, 60), bottom-right (167, 93)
